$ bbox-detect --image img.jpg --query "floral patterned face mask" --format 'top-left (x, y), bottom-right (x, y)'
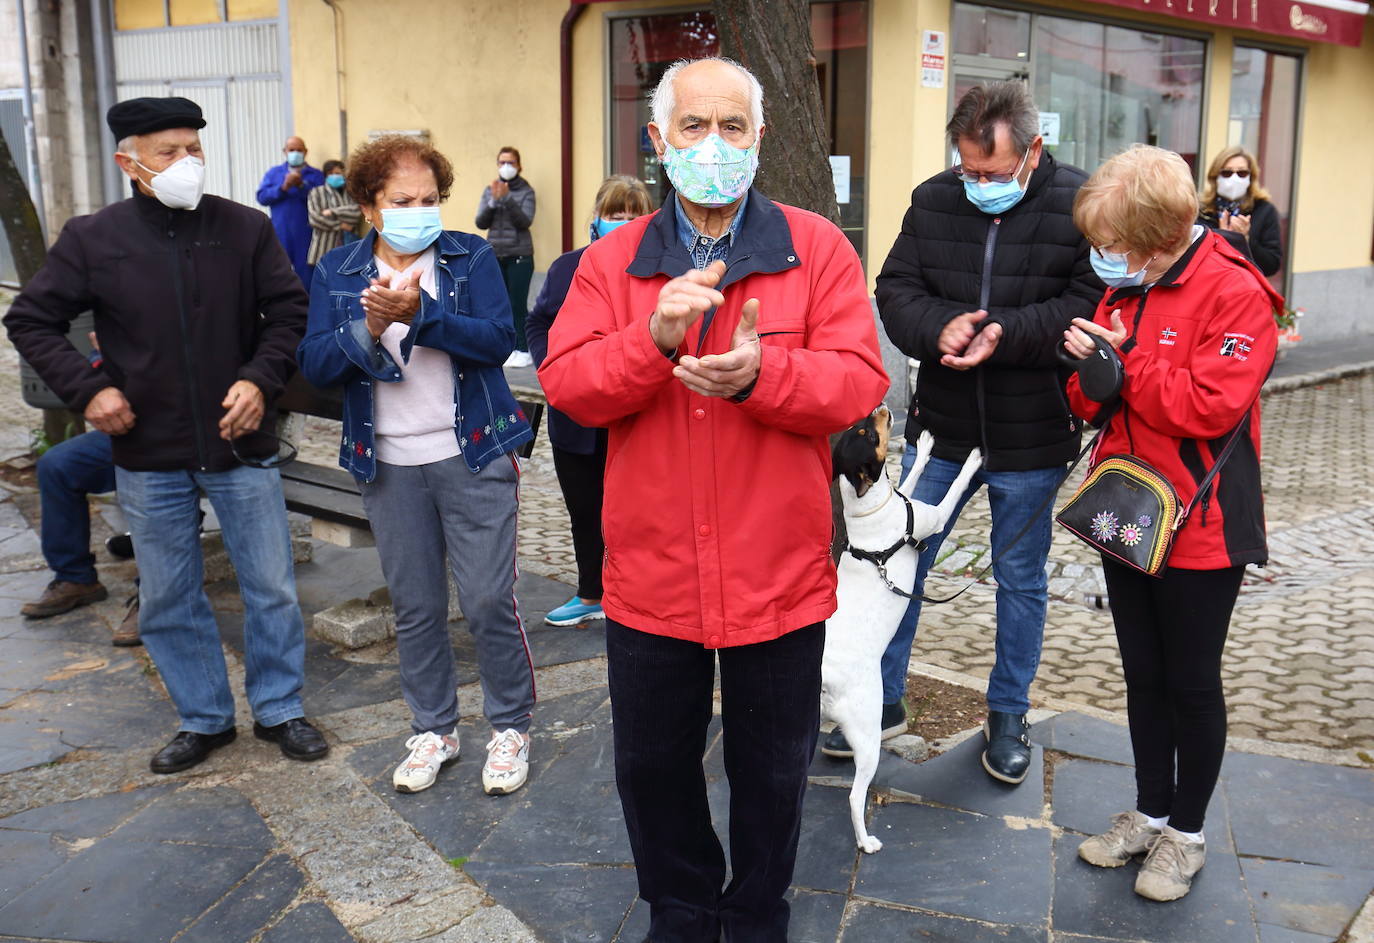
top-left (660, 133), bottom-right (759, 207)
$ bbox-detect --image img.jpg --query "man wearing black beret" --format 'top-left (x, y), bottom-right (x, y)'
top-left (4, 96), bottom-right (330, 774)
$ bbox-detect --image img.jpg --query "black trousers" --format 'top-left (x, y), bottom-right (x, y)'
top-left (550, 433), bottom-right (607, 600)
top-left (1102, 559), bottom-right (1245, 833)
top-left (606, 619), bottom-right (824, 943)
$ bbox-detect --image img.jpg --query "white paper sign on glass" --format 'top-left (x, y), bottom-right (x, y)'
top-left (1039, 112), bottom-right (1061, 146)
top-left (830, 155), bottom-right (851, 204)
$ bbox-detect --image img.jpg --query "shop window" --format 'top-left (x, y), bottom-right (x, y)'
top-left (952, 3), bottom-right (1204, 175)
top-left (1228, 46), bottom-right (1299, 291)
top-left (608, 2), bottom-right (870, 258)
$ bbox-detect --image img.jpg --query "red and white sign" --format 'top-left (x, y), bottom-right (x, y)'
top-left (1086, 0), bottom-right (1368, 48)
top-left (921, 29), bottom-right (946, 88)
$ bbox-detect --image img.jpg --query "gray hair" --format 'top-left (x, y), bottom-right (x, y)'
top-left (116, 135), bottom-right (139, 160)
top-left (946, 81), bottom-right (1040, 155)
top-left (650, 57), bottom-right (765, 133)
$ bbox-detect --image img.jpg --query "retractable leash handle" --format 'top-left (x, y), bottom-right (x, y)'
top-left (1056, 333), bottom-right (1123, 404)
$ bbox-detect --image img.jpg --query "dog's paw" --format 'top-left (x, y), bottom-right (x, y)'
top-left (917, 430), bottom-right (935, 457)
top-left (858, 835), bottom-right (883, 854)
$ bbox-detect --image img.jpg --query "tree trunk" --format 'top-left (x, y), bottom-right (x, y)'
top-left (714, 0), bottom-right (840, 225)
top-left (713, 0), bottom-right (849, 559)
top-left (0, 131), bottom-right (47, 285)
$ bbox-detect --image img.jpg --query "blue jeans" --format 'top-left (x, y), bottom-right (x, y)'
top-left (116, 464), bottom-right (306, 734)
top-left (879, 445), bottom-right (1063, 714)
top-left (37, 431), bottom-right (116, 584)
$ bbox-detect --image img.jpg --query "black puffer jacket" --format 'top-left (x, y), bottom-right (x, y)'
top-left (5, 187), bottom-right (307, 472)
top-left (876, 153), bottom-right (1103, 471)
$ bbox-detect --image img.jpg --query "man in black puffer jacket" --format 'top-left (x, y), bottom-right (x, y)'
top-left (822, 82), bottom-right (1102, 786)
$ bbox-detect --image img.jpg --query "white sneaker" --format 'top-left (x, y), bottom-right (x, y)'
top-left (483, 728), bottom-right (530, 795)
top-left (392, 730), bottom-right (460, 794)
top-left (503, 350), bottom-right (534, 368)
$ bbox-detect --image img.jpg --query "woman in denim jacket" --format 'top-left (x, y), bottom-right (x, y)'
top-left (298, 135), bottom-right (535, 797)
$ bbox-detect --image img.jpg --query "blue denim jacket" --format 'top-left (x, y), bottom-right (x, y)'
top-left (297, 229), bottom-right (533, 482)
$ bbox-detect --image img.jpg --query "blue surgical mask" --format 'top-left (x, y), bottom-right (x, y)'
top-left (286, 150), bottom-right (305, 167)
top-left (378, 206), bottom-right (442, 253)
top-left (1090, 247), bottom-right (1152, 288)
top-left (591, 217), bottom-right (631, 240)
top-left (963, 149), bottom-right (1030, 215)
top-left (326, 173), bottom-right (345, 189)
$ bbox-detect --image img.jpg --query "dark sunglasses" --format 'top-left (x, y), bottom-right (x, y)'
top-left (1218, 169), bottom-right (1251, 179)
top-left (231, 433), bottom-right (298, 469)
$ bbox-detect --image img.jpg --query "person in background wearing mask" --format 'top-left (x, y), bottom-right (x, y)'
top-left (540, 58), bottom-right (887, 940)
top-left (475, 147), bottom-right (536, 368)
top-left (825, 82), bottom-right (1102, 788)
top-left (526, 175), bottom-right (654, 627)
top-left (1198, 145), bottom-right (1283, 277)
top-left (298, 134), bottom-right (537, 798)
top-left (257, 135), bottom-right (325, 285)
top-left (307, 159), bottom-right (363, 270)
top-left (5, 97), bottom-right (327, 774)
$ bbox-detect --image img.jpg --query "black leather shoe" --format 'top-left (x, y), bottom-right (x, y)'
top-left (253, 718), bottom-right (329, 761)
top-left (150, 728), bottom-right (237, 774)
top-left (982, 711), bottom-right (1032, 784)
top-left (821, 701), bottom-right (907, 759)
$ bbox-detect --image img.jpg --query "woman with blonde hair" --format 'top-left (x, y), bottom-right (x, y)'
top-left (1061, 144), bottom-right (1280, 902)
top-left (526, 174), bottom-right (653, 626)
top-left (1199, 145), bottom-right (1283, 276)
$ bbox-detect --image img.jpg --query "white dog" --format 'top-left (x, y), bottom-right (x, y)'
top-left (822, 405), bottom-right (982, 853)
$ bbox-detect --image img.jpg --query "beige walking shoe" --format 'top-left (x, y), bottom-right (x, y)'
top-left (1135, 827), bottom-right (1206, 901)
top-left (1078, 811), bottom-right (1161, 868)
top-left (482, 729), bottom-right (530, 795)
top-left (393, 730), bottom-right (460, 794)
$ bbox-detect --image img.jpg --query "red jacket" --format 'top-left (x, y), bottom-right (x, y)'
top-left (539, 195), bottom-right (889, 647)
top-left (1067, 230), bottom-right (1281, 570)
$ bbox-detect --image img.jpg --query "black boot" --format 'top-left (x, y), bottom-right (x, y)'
top-left (821, 701), bottom-right (907, 759)
top-left (981, 711), bottom-right (1031, 784)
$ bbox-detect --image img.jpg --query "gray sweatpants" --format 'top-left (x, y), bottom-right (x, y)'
top-left (360, 453), bottom-right (535, 735)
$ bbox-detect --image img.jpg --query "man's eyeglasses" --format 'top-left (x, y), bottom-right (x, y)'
top-left (231, 433), bottom-right (298, 469)
top-left (1218, 169), bottom-right (1250, 179)
top-left (952, 149), bottom-right (1030, 185)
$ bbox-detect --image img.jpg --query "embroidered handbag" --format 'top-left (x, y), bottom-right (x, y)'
top-left (1055, 414), bottom-right (1252, 577)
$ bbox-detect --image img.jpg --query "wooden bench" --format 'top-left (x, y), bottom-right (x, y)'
top-left (275, 373), bottom-right (545, 543)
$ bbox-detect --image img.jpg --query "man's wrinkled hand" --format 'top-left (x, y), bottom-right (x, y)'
top-left (219, 379), bottom-right (264, 440)
top-left (941, 321), bottom-right (1003, 370)
top-left (85, 387), bottom-right (135, 436)
top-left (938, 310), bottom-right (989, 357)
top-left (675, 297), bottom-right (761, 398)
top-left (649, 259), bottom-right (726, 355)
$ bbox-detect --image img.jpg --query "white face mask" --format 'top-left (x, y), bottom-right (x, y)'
top-left (133, 154), bottom-right (206, 210)
top-left (497, 162), bottom-right (518, 182)
top-left (1216, 173), bottom-right (1250, 202)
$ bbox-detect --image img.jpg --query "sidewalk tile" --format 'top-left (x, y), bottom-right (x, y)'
top-left (0, 830), bottom-right (67, 904)
top-left (1051, 758), bottom-right (1234, 854)
top-left (787, 889), bottom-right (846, 942)
top-left (856, 802), bottom-right (1052, 925)
top-left (0, 838), bottom-right (263, 943)
top-left (843, 901), bottom-right (1047, 941)
top-left (874, 733), bottom-right (1046, 820)
top-left (111, 785), bottom-right (274, 850)
top-left (178, 854), bottom-right (305, 943)
top-left (461, 861), bottom-right (638, 943)
top-left (1031, 711), bottom-right (1135, 766)
top-left (305, 660), bottom-right (405, 715)
top-left (259, 901), bottom-right (355, 942)
top-left (1256, 924), bottom-right (1342, 943)
top-left (1050, 834), bottom-right (1256, 942)
top-left (1220, 752), bottom-right (1374, 869)
top-left (792, 784), bottom-right (866, 894)
top-left (1241, 857), bottom-right (1374, 940)
top-left (0, 784), bottom-right (175, 839)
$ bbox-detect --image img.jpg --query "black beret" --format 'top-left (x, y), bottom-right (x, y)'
top-left (106, 97), bottom-right (206, 141)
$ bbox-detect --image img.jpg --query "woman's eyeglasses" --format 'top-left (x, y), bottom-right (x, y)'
top-left (1218, 169), bottom-right (1251, 179)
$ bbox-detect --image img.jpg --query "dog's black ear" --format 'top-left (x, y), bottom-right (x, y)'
top-left (831, 420), bottom-right (884, 493)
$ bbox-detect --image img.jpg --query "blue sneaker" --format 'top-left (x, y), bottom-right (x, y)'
top-left (545, 596), bottom-right (605, 626)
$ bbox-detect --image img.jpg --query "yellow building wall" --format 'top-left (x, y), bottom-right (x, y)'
top-left (1290, 19), bottom-right (1374, 273)
top-left (169, 0), bottom-right (219, 27)
top-left (114, 0), bottom-right (165, 31)
top-left (286, 0), bottom-right (567, 269)
top-left (228, 0), bottom-right (277, 20)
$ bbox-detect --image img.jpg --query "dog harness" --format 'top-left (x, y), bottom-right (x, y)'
top-left (844, 490), bottom-right (928, 600)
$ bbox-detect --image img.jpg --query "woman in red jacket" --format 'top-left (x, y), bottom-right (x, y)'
top-left (1061, 145), bottom-right (1280, 902)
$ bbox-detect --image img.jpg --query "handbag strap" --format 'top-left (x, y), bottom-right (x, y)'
top-left (1174, 411), bottom-right (1253, 530)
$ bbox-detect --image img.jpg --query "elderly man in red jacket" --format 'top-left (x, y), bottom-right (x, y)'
top-left (540, 57), bottom-right (888, 943)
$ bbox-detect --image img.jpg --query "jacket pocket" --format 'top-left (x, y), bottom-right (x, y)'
top-left (758, 318), bottom-right (806, 350)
